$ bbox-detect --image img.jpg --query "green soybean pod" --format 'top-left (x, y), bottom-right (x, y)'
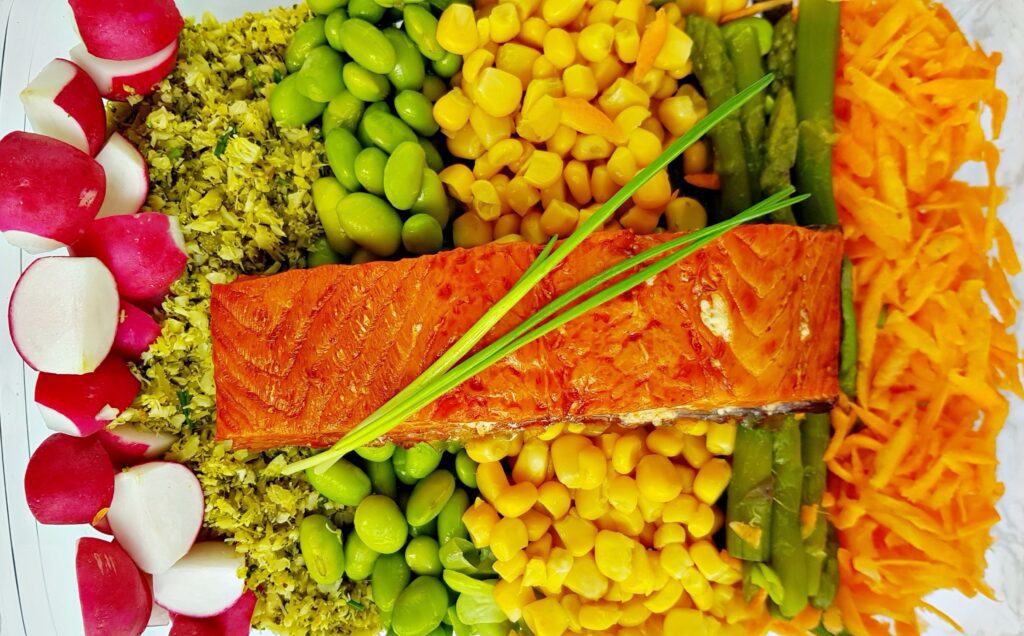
top-left (307, 236), bottom-right (344, 267)
top-left (299, 514), bottom-right (346, 584)
top-left (405, 469), bottom-right (455, 527)
top-left (325, 128), bottom-right (363, 192)
top-left (308, 0), bottom-right (347, 15)
top-left (404, 442), bottom-right (445, 479)
top-left (324, 9), bottom-right (349, 51)
top-left (403, 5), bottom-right (444, 61)
top-left (305, 457), bottom-right (371, 506)
top-left (365, 458), bottom-right (399, 499)
top-left (343, 62), bottom-right (391, 102)
top-left (361, 109), bottom-right (418, 154)
top-left (344, 530), bottom-right (380, 580)
top-left (430, 51), bottom-right (462, 79)
top-left (384, 141), bottom-right (426, 210)
top-left (348, 0), bottom-right (387, 23)
top-left (392, 447), bottom-right (420, 486)
top-left (337, 192), bottom-right (403, 256)
top-left (454, 450), bottom-right (477, 489)
top-left (383, 28), bottom-right (426, 91)
top-left (323, 89), bottom-right (366, 135)
top-left (392, 576), bottom-right (449, 636)
top-left (338, 19), bottom-right (397, 75)
top-left (402, 214), bottom-right (444, 255)
top-left (285, 16), bottom-right (328, 73)
top-left (355, 494), bottom-right (409, 554)
top-left (436, 488), bottom-right (470, 545)
top-left (270, 74), bottom-right (327, 127)
top-left (372, 552), bottom-right (411, 613)
top-left (354, 147), bottom-right (388, 196)
top-left (418, 139), bottom-right (444, 172)
top-left (394, 91), bottom-right (440, 136)
top-left (421, 75), bottom-right (448, 103)
top-left (296, 46), bottom-right (347, 102)
top-left (356, 441), bottom-right (396, 462)
top-left (404, 535), bottom-right (442, 576)
top-left (410, 169), bottom-right (449, 227)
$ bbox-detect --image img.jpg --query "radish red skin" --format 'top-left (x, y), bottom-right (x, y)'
top-left (69, 0), bottom-right (184, 61)
top-left (34, 355), bottom-right (141, 437)
top-left (71, 41), bottom-right (180, 102)
top-left (20, 58), bottom-right (106, 156)
top-left (98, 423), bottom-right (176, 466)
top-left (114, 301), bottom-right (162, 360)
top-left (169, 590), bottom-right (257, 636)
top-left (76, 538), bottom-right (151, 636)
top-left (24, 434), bottom-right (114, 525)
top-left (0, 132), bottom-right (105, 252)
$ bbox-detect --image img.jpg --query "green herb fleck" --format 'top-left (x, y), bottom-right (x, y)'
top-left (214, 125), bottom-right (237, 157)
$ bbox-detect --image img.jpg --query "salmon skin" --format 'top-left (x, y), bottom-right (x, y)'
top-left (212, 225), bottom-right (843, 450)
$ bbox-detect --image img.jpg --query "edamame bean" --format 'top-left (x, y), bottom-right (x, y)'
top-left (405, 469), bottom-right (455, 527)
top-left (454, 450), bottom-right (477, 489)
top-left (325, 9), bottom-right (350, 52)
top-left (338, 192), bottom-right (403, 256)
top-left (344, 530), bottom-right (380, 580)
top-left (360, 109), bottom-right (418, 153)
top-left (355, 494), bottom-right (409, 554)
top-left (392, 447), bottom-right (420, 486)
top-left (721, 16), bottom-right (774, 56)
top-left (354, 147), bottom-right (388, 195)
top-left (307, 237), bottom-right (344, 267)
top-left (299, 514), bottom-right (346, 584)
top-left (383, 28), bottom-right (426, 91)
top-left (392, 576), bottom-right (449, 636)
top-left (404, 536), bottom-right (442, 576)
top-left (323, 89), bottom-right (365, 135)
top-left (409, 516), bottom-right (437, 537)
top-left (312, 177), bottom-right (355, 254)
top-left (297, 46), bottom-right (346, 102)
top-left (365, 458), bottom-right (399, 499)
top-left (348, 0), bottom-right (387, 23)
top-left (404, 442), bottom-right (445, 479)
top-left (455, 593), bottom-right (506, 625)
top-left (350, 248), bottom-right (378, 264)
top-left (394, 91), bottom-right (439, 136)
top-left (325, 128), bottom-right (362, 191)
top-left (402, 214), bottom-right (444, 255)
top-left (430, 51), bottom-right (462, 79)
top-left (285, 16), bottom-right (328, 73)
top-left (372, 552), bottom-right (411, 612)
top-left (448, 607), bottom-right (471, 636)
top-left (411, 168), bottom-right (449, 226)
top-left (403, 5), bottom-right (444, 61)
top-left (356, 101), bottom-right (390, 146)
top-left (305, 458), bottom-right (371, 506)
top-left (421, 76), bottom-right (448, 102)
top-left (437, 488), bottom-right (470, 545)
top-left (470, 621), bottom-right (513, 636)
top-left (356, 441), bottom-right (396, 462)
top-left (308, 0), bottom-right (346, 15)
top-left (418, 139), bottom-right (444, 172)
top-left (343, 62), bottom-right (391, 102)
top-left (270, 74), bottom-right (327, 127)
top-left (384, 141), bottom-right (426, 210)
top-left (338, 19), bottom-right (397, 75)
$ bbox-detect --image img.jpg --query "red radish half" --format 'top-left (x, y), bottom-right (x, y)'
top-left (114, 301), bottom-right (162, 360)
top-left (69, 0), bottom-right (183, 61)
top-left (19, 58), bottom-right (106, 156)
top-left (76, 538), bottom-right (151, 636)
top-left (71, 212), bottom-right (188, 302)
top-left (34, 356), bottom-right (140, 437)
top-left (24, 434), bottom-right (114, 525)
top-left (0, 131), bottom-right (105, 252)
top-left (92, 508), bottom-right (113, 535)
top-left (107, 461), bottom-right (204, 574)
top-left (96, 133), bottom-right (149, 217)
top-left (99, 423), bottom-right (176, 466)
top-left (169, 590), bottom-right (257, 636)
top-left (8, 257), bottom-right (119, 374)
top-left (154, 542), bottom-right (245, 618)
top-left (71, 40), bottom-right (179, 101)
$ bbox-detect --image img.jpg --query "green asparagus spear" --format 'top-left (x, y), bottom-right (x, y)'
top-left (812, 521), bottom-right (840, 610)
top-left (726, 418), bottom-right (774, 561)
top-left (685, 15), bottom-right (754, 217)
top-left (839, 257), bottom-right (858, 397)
top-left (766, 15), bottom-right (796, 99)
top-left (724, 23), bottom-right (767, 198)
top-left (769, 415), bottom-right (808, 618)
top-left (760, 87), bottom-right (798, 224)
top-left (801, 413), bottom-right (830, 504)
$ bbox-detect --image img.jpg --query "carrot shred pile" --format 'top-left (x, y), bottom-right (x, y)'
top-left (826, 0), bottom-right (1020, 633)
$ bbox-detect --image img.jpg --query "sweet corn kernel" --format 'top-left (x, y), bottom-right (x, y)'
top-left (531, 54), bottom-right (560, 79)
top-left (594, 530), bottom-right (636, 582)
top-left (605, 581), bottom-right (633, 603)
top-left (494, 577), bottom-right (535, 623)
top-left (658, 93), bottom-right (703, 137)
top-left (510, 440), bottom-right (548, 485)
top-left (522, 557), bottom-right (547, 587)
top-left (665, 196), bottom-right (707, 232)
top-left (656, 74), bottom-right (678, 100)
top-left (523, 150), bottom-right (564, 188)
top-left (490, 173), bottom-right (512, 216)
top-left (564, 553), bottom-right (609, 600)
top-left (597, 431), bottom-right (620, 457)
top-left (638, 522), bottom-right (657, 549)
top-left (636, 455), bottom-right (683, 503)
top-left (563, 64), bottom-right (599, 100)
top-left (476, 460), bottom-right (510, 502)
top-left (598, 78), bottom-right (650, 118)
top-left (440, 164), bottom-right (475, 203)
top-left (463, 49), bottom-right (495, 84)
top-left (543, 547), bottom-right (574, 594)
top-left (580, 602), bottom-right (621, 631)
top-left (619, 597), bottom-right (652, 627)
top-left (539, 177), bottom-right (567, 216)
top-left (493, 549), bottom-right (528, 580)
top-left (688, 502), bottom-right (716, 539)
top-left (705, 421), bottom-right (737, 455)
top-left (526, 532), bottom-right (552, 559)
top-left (590, 164), bottom-right (617, 203)
top-left (653, 523), bottom-right (686, 549)
top-left (475, 67), bottom-right (524, 118)
top-left (540, 199), bottom-right (580, 237)
top-left (469, 106), bottom-right (513, 149)
top-left (495, 481), bottom-right (539, 517)
top-left (658, 543), bottom-right (693, 579)
top-left (606, 146), bottom-right (638, 186)
top-left (448, 125), bottom-right (486, 159)
top-left (453, 212), bottom-right (494, 248)
top-left (523, 597), bottom-right (570, 636)
top-left (471, 179), bottom-right (503, 221)
top-left (434, 89), bottom-right (474, 131)
top-left (561, 594), bottom-right (583, 632)
top-left (682, 139), bottom-right (710, 175)
top-left (607, 474), bottom-right (639, 513)
top-left (619, 205), bottom-right (660, 235)
top-left (607, 506), bottom-right (646, 537)
top-left (519, 16), bottom-right (550, 48)
top-left (676, 463), bottom-right (696, 493)
top-left (521, 509), bottom-right (552, 541)
top-left (551, 434), bottom-right (598, 488)
top-left (570, 134), bottom-right (613, 161)
top-left (591, 56), bottom-right (628, 91)
top-left (577, 23), bottom-right (614, 62)
top-left (646, 426), bottom-right (686, 456)
top-left (491, 516), bottom-right (529, 561)
top-left (486, 139), bottom-right (524, 170)
top-left (560, 159), bottom-right (590, 205)
top-left (537, 480), bottom-right (571, 519)
top-left (520, 210), bottom-right (546, 243)
top-left (518, 95), bottom-right (561, 143)
top-left (495, 43), bottom-right (539, 85)
top-left (507, 175), bottom-right (541, 215)
top-left (553, 514), bottom-right (597, 556)
top-left (523, 77), bottom-right (565, 111)
top-left (643, 578), bottom-right (684, 614)
top-left (541, 0), bottom-right (586, 27)
top-left (662, 493), bottom-right (698, 524)
top-left (676, 418), bottom-right (708, 436)
top-left (680, 566), bottom-right (714, 611)
top-left (437, 4), bottom-right (479, 56)
top-left (543, 28), bottom-right (576, 69)
top-left (621, 547), bottom-right (654, 596)
top-left (693, 458), bottom-right (731, 505)
top-left (640, 116), bottom-right (667, 143)
top-left (627, 128), bottom-right (662, 166)
top-left (679, 433), bottom-right (712, 469)
top-left (464, 498), bottom-right (500, 547)
top-left (613, 0), bottom-right (645, 22)
top-left (575, 484), bottom-right (610, 520)
top-left (611, 432), bottom-right (644, 474)
top-left (632, 168), bottom-right (672, 209)
top-left (586, 0), bottom-right (617, 25)
top-left (467, 436), bottom-right (519, 463)
top-left (546, 125), bottom-right (578, 157)
top-left (613, 20), bottom-right (640, 63)
top-left (665, 608), bottom-right (709, 634)
top-left (690, 539), bottom-right (729, 582)
top-left (489, 3), bottom-right (521, 43)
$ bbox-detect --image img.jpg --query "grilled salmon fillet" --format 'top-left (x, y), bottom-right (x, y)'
top-left (212, 225), bottom-right (843, 449)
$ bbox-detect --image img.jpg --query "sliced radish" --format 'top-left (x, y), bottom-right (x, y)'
top-left (19, 58), bottom-right (106, 156)
top-left (71, 40), bottom-right (179, 102)
top-left (69, 0), bottom-right (183, 61)
top-left (169, 590), bottom-right (257, 636)
top-left (70, 212), bottom-right (188, 302)
top-left (96, 133), bottom-right (149, 217)
top-left (76, 538), bottom-right (151, 636)
top-left (24, 433), bottom-right (114, 525)
top-left (0, 131), bottom-right (105, 252)
top-left (99, 423), bottom-right (176, 466)
top-left (92, 508), bottom-right (113, 535)
top-left (149, 603), bottom-right (172, 628)
top-left (114, 300), bottom-right (162, 360)
top-left (107, 461), bottom-right (204, 574)
top-left (8, 256), bottom-right (119, 374)
top-left (154, 542), bottom-right (245, 618)
top-left (34, 355), bottom-right (140, 437)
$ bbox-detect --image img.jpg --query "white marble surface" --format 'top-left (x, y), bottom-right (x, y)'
top-left (0, 1), bottom-right (1020, 634)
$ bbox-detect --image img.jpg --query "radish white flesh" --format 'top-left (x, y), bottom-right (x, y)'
top-left (114, 300), bottom-right (162, 360)
top-left (24, 434), bottom-right (114, 525)
top-left (71, 40), bottom-right (179, 101)
top-left (35, 355), bottom-right (140, 437)
top-left (70, 0), bottom-right (183, 61)
top-left (0, 131), bottom-right (105, 252)
top-left (19, 58), bottom-right (106, 156)
top-left (71, 212), bottom-right (188, 302)
top-left (107, 461), bottom-right (204, 574)
top-left (149, 603), bottom-right (171, 628)
top-left (154, 542), bottom-right (245, 618)
top-left (76, 538), bottom-right (151, 636)
top-left (8, 256), bottom-right (119, 374)
top-left (98, 423), bottom-right (176, 466)
top-left (96, 133), bottom-right (149, 217)
top-left (169, 590), bottom-right (257, 636)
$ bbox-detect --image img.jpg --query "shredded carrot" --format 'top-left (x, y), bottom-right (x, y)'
top-left (828, 1), bottom-right (1020, 634)
top-left (633, 7), bottom-right (668, 83)
top-left (721, 0), bottom-right (793, 23)
top-left (683, 172), bottom-right (721, 189)
top-left (554, 97), bottom-right (627, 144)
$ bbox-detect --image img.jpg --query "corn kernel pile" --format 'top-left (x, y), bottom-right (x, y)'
top-left (460, 421), bottom-right (767, 636)
top-left (432, 0), bottom-right (718, 247)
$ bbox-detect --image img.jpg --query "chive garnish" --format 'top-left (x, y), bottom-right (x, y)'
top-left (282, 74), bottom-right (777, 476)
